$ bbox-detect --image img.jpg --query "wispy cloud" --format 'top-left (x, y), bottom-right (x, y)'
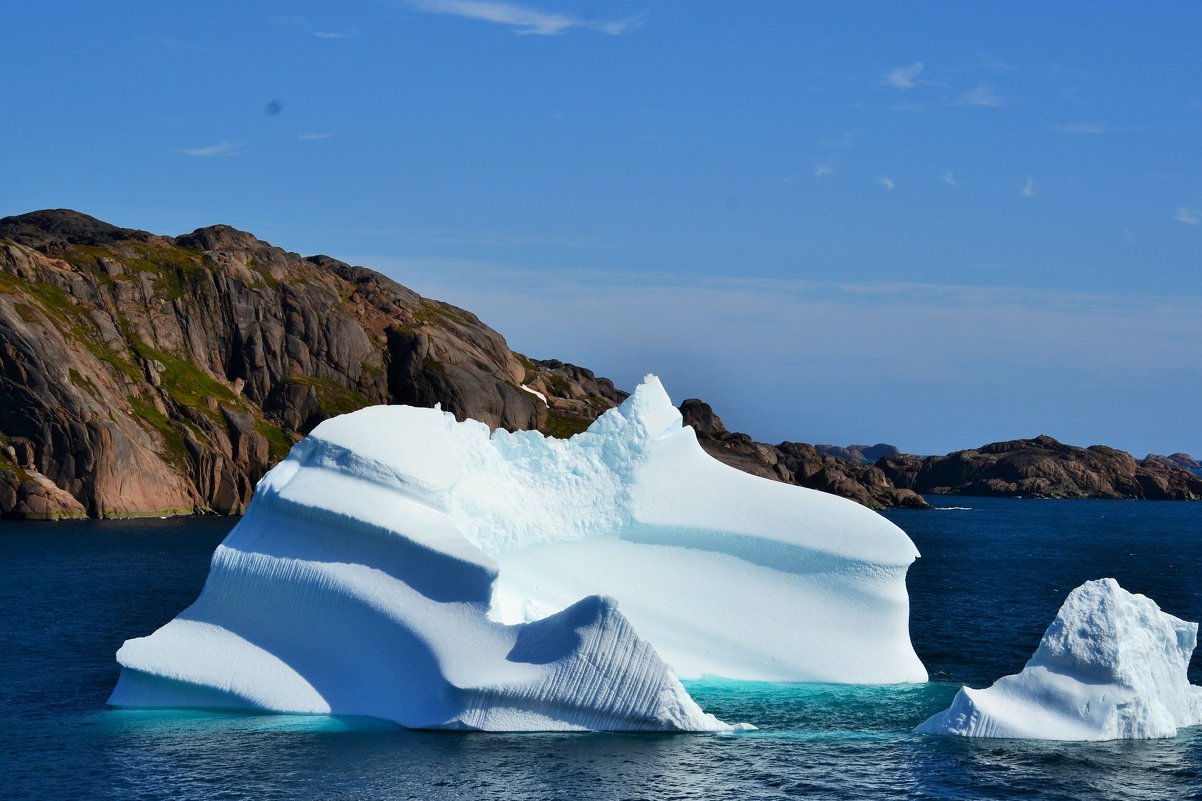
top-left (298, 132), bottom-right (336, 141)
top-left (178, 141), bottom-right (245, 157)
top-left (814, 161), bottom-right (836, 177)
top-left (878, 176), bottom-right (896, 191)
top-left (1052, 122), bottom-right (1109, 135)
top-left (1176, 207), bottom-right (1201, 225)
top-left (956, 82), bottom-right (1005, 108)
top-left (273, 16), bottom-right (360, 39)
top-left (972, 52), bottom-right (1016, 73)
top-left (942, 170), bottom-right (960, 187)
top-left (819, 129), bottom-right (861, 149)
top-left (403, 0), bottom-right (644, 35)
top-left (1021, 177), bottom-right (1035, 198)
top-left (884, 62), bottom-right (924, 90)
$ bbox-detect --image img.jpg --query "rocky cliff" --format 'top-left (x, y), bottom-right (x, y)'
top-left (3, 210), bottom-right (1196, 519)
top-left (0, 210), bottom-right (621, 519)
top-left (878, 435), bottom-right (1202, 500)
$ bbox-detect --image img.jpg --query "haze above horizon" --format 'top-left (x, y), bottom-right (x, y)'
top-left (3, 1), bottom-right (1199, 456)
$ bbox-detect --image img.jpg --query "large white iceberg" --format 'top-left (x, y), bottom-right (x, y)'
top-left (110, 377), bottom-right (926, 730)
top-left (917, 578), bottom-right (1202, 740)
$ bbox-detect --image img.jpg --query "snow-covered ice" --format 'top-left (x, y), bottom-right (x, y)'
top-left (917, 578), bottom-right (1202, 740)
top-left (110, 376), bottom-right (926, 731)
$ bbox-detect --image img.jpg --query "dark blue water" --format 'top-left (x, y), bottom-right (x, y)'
top-left (3, 499), bottom-right (1202, 800)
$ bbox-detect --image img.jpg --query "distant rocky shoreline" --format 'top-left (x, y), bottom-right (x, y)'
top-left (680, 405), bottom-right (1200, 507)
top-left (1, 209), bottom-right (1198, 519)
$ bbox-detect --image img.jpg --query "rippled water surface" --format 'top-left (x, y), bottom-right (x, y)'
top-left (3, 499), bottom-right (1202, 800)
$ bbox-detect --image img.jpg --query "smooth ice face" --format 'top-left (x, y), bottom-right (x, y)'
top-left (917, 578), bottom-right (1202, 740)
top-left (110, 376), bottom-right (926, 731)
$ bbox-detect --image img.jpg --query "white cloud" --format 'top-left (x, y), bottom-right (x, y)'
top-left (1021, 176), bottom-right (1035, 198)
top-left (814, 161), bottom-right (835, 177)
top-left (957, 82), bottom-right (1004, 108)
top-left (178, 141), bottom-right (245, 157)
top-left (942, 171), bottom-right (959, 187)
top-left (884, 62), bottom-right (924, 90)
top-left (1052, 122), bottom-right (1109, 135)
top-left (878, 176), bottom-right (896, 191)
top-left (819, 129), bottom-right (861, 149)
top-left (298, 132), bottom-right (336, 141)
top-left (972, 52), bottom-right (1016, 73)
top-left (1176, 207), bottom-right (1201, 225)
top-left (404, 0), bottom-right (644, 35)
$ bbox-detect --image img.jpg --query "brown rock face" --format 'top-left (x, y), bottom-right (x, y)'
top-left (814, 443), bottom-right (902, 463)
top-left (1145, 453), bottom-right (1201, 471)
top-left (878, 435), bottom-right (1202, 500)
top-left (0, 210), bottom-right (550, 518)
top-left (0, 209), bottom-right (932, 518)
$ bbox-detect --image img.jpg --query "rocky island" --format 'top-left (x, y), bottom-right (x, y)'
top-left (878, 435), bottom-right (1202, 500)
top-left (1, 210), bottom-right (1198, 518)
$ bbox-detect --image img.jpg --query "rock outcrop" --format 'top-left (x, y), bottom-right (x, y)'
top-left (1145, 453), bottom-right (1202, 477)
top-left (0, 210), bottom-right (557, 518)
top-left (878, 435), bottom-right (1202, 500)
top-left (679, 399), bottom-right (929, 510)
top-left (814, 443), bottom-right (901, 463)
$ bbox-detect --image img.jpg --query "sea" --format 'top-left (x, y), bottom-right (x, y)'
top-left (2, 497), bottom-right (1201, 801)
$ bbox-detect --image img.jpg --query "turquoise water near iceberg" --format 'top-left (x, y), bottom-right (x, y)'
top-left (2, 498), bottom-right (1202, 800)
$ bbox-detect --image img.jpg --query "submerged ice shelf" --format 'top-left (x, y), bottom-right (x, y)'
top-left (110, 377), bottom-right (926, 731)
top-left (918, 578), bottom-right (1202, 740)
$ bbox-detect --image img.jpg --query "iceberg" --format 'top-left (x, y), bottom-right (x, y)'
top-left (917, 578), bottom-right (1202, 740)
top-left (110, 377), bottom-right (926, 731)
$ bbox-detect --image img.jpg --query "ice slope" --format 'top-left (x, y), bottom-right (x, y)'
top-left (917, 578), bottom-right (1202, 740)
top-left (110, 376), bottom-right (926, 731)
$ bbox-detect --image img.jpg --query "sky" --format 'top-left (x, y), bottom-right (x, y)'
top-left (2, 1), bottom-right (1200, 455)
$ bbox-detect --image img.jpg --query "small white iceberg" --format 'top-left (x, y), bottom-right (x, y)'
top-left (917, 578), bottom-right (1202, 740)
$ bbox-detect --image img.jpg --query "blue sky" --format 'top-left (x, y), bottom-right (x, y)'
top-left (3, 1), bottom-right (1200, 455)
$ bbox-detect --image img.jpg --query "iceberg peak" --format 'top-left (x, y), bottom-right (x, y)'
top-left (617, 375), bottom-right (684, 441)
